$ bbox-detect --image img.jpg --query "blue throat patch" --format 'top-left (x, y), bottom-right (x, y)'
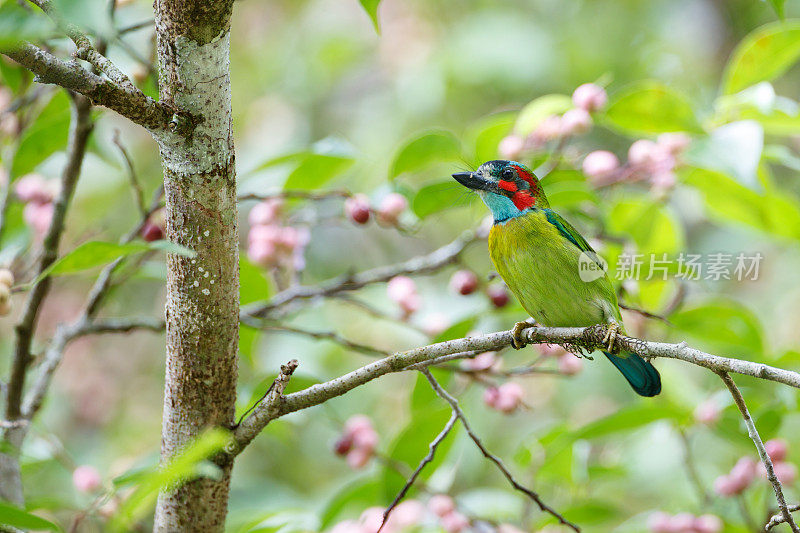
top-left (479, 192), bottom-right (531, 224)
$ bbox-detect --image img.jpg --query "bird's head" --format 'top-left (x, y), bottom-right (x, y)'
top-left (452, 160), bottom-right (549, 223)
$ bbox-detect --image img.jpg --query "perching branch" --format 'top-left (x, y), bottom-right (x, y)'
top-left (421, 369), bottom-right (580, 532)
top-left (240, 228), bottom-right (480, 318)
top-left (227, 324), bottom-right (800, 459)
top-left (717, 372), bottom-right (800, 533)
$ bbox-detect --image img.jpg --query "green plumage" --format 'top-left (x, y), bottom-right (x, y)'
top-left (453, 160), bottom-right (660, 397)
top-left (490, 210), bottom-right (660, 397)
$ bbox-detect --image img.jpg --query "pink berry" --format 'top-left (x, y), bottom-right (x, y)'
top-left (345, 194), bottom-right (371, 225)
top-left (428, 494), bottom-right (455, 517)
top-left (440, 511), bottom-right (470, 533)
top-left (499, 135), bottom-right (524, 160)
top-left (351, 427), bottom-right (378, 452)
top-left (423, 312), bottom-right (451, 337)
top-left (344, 415), bottom-right (373, 435)
top-left (276, 226), bottom-right (300, 250)
top-left (560, 108), bottom-right (592, 136)
top-left (483, 387), bottom-right (500, 409)
top-left (248, 199), bottom-right (284, 226)
top-left (531, 115), bottom-right (563, 143)
top-left (23, 201), bottom-right (53, 238)
top-left (398, 293), bottom-right (421, 317)
top-left (358, 507), bottom-right (385, 531)
top-left (730, 457), bottom-right (757, 488)
top-left (650, 171), bottom-right (677, 191)
top-left (450, 270), bottom-right (478, 296)
top-left (377, 193), bottom-right (408, 225)
top-left (657, 133), bottom-right (691, 155)
top-left (333, 435), bottom-right (353, 456)
top-left (765, 439), bottom-right (788, 462)
top-left (391, 500), bottom-right (425, 527)
top-left (558, 353), bottom-right (583, 375)
top-left (141, 221), bottom-right (164, 242)
top-left (713, 474), bottom-right (739, 496)
top-left (628, 139), bottom-right (659, 167)
top-left (72, 465), bottom-right (102, 493)
top-left (494, 382), bottom-right (524, 413)
top-left (693, 399), bottom-right (720, 425)
top-left (487, 285), bottom-right (510, 308)
top-left (572, 83), bottom-right (607, 112)
top-left (346, 447), bottom-right (373, 469)
top-left (14, 174), bottom-right (55, 204)
top-left (387, 276), bottom-right (417, 303)
top-left (693, 514), bottom-right (723, 533)
top-left (463, 351), bottom-right (497, 372)
top-left (248, 224), bottom-right (282, 245)
top-left (669, 513), bottom-right (695, 532)
top-left (247, 239), bottom-right (277, 267)
top-left (647, 511), bottom-right (674, 533)
top-left (773, 461), bottom-right (797, 485)
top-left (538, 343), bottom-right (567, 357)
top-left (582, 150), bottom-right (620, 184)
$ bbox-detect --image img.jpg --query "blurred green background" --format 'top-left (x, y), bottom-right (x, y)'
top-left (2, 0), bottom-right (800, 531)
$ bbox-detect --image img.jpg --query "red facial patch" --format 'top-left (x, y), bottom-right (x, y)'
top-left (511, 165), bottom-right (536, 186)
top-left (498, 180), bottom-right (517, 192)
top-left (511, 190), bottom-right (535, 210)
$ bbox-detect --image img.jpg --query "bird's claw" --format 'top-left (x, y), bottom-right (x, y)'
top-left (511, 320), bottom-right (533, 350)
top-left (603, 322), bottom-right (620, 353)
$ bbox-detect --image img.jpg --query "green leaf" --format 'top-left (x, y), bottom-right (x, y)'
top-left (605, 81), bottom-right (701, 134)
top-left (670, 300), bottom-right (764, 359)
top-left (768, 0), bottom-right (785, 19)
top-left (11, 91), bottom-right (71, 178)
top-left (319, 478), bottom-right (382, 529)
top-left (110, 429), bottom-right (230, 532)
top-left (608, 199), bottom-right (684, 255)
top-left (240, 255), bottom-right (273, 305)
top-left (283, 153), bottom-right (354, 191)
top-left (466, 112), bottom-right (515, 165)
top-left (0, 502), bottom-right (60, 531)
top-left (431, 316), bottom-right (478, 344)
top-left (514, 94), bottom-right (573, 137)
top-left (686, 121), bottom-right (763, 188)
top-left (411, 181), bottom-right (464, 218)
top-left (389, 130), bottom-right (462, 180)
top-left (0, 0), bottom-right (51, 48)
top-left (358, 0), bottom-right (380, 32)
top-left (573, 404), bottom-right (685, 440)
top-left (723, 21), bottom-right (800, 94)
top-left (33, 240), bottom-right (195, 285)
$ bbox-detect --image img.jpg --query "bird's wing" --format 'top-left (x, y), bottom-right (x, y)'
top-left (543, 208), bottom-right (599, 255)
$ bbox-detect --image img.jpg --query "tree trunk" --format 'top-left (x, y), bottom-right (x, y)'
top-left (151, 1), bottom-right (238, 530)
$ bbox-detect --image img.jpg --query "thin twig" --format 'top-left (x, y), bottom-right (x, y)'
top-left (112, 130), bottom-right (147, 217)
top-left (237, 189), bottom-right (351, 202)
top-left (767, 504), bottom-right (800, 530)
top-left (246, 321), bottom-right (387, 358)
top-left (678, 428), bottom-right (712, 506)
top-left (378, 411), bottom-right (457, 533)
top-left (421, 369), bottom-right (580, 532)
top-left (241, 229), bottom-right (479, 318)
top-left (718, 372), bottom-right (800, 533)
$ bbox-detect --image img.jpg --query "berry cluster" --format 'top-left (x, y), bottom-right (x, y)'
top-left (345, 192), bottom-right (408, 227)
top-left (14, 173), bottom-right (57, 240)
top-left (714, 438), bottom-right (796, 496)
top-left (333, 415), bottom-right (379, 469)
top-left (648, 512), bottom-right (722, 533)
top-left (247, 198), bottom-right (310, 271)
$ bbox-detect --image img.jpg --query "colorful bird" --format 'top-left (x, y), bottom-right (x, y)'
top-left (452, 160), bottom-right (661, 397)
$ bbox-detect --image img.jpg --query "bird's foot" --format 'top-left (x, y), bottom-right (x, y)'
top-left (602, 322), bottom-right (621, 353)
top-left (511, 320), bottom-right (536, 350)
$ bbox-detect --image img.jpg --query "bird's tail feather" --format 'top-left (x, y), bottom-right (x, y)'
top-left (603, 351), bottom-right (661, 397)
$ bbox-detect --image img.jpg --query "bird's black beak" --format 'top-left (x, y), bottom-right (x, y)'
top-left (452, 171), bottom-right (492, 191)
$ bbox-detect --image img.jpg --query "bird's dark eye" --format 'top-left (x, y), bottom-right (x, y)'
top-left (502, 168), bottom-right (516, 180)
